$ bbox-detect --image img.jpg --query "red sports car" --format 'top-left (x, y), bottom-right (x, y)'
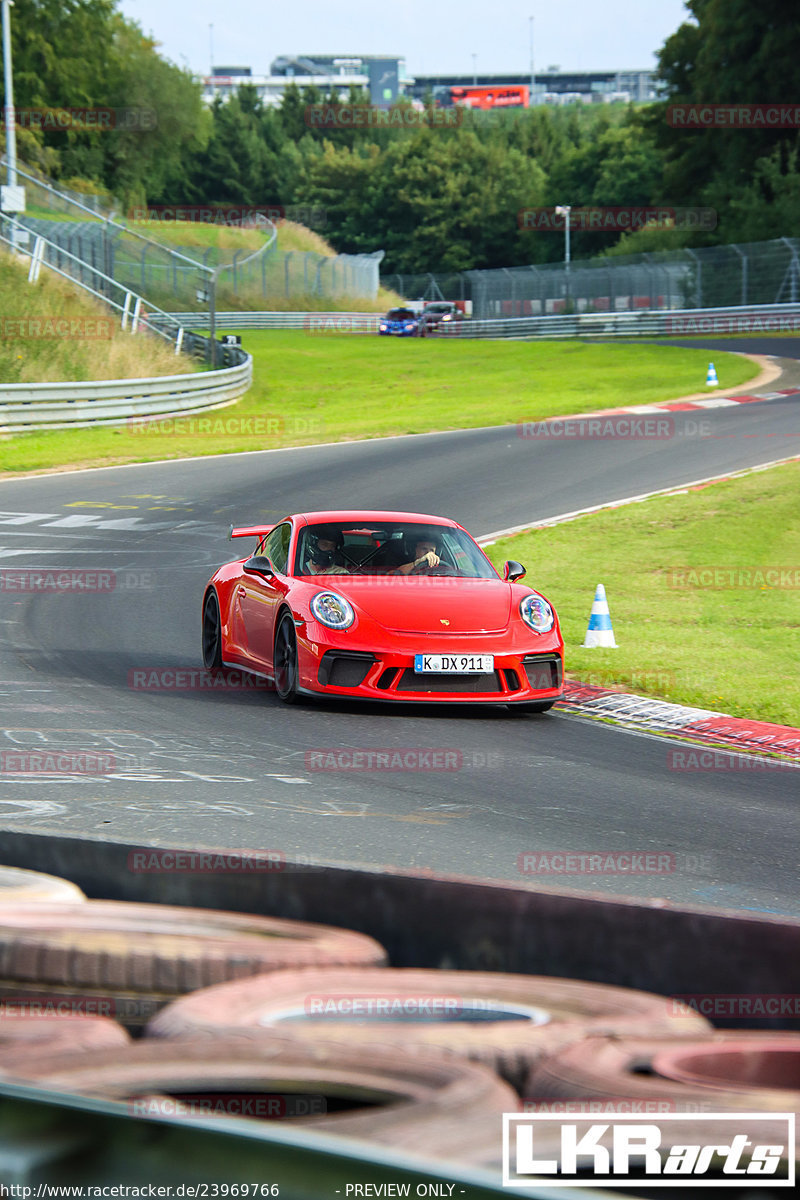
top-left (201, 511), bottom-right (564, 710)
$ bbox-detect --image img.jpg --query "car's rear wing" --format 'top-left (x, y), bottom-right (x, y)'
top-left (229, 524), bottom-right (275, 541)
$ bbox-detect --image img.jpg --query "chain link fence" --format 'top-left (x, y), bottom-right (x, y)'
top-left (386, 239), bottom-right (800, 318)
top-left (2, 159), bottom-right (383, 310)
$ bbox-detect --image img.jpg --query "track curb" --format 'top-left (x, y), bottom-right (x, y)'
top-left (557, 681), bottom-right (800, 764)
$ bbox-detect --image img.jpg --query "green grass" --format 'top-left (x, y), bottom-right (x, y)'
top-left (1, 335), bottom-right (759, 471)
top-left (0, 246), bottom-right (191, 389)
top-left (485, 461), bottom-right (800, 726)
top-left (0, 335), bottom-right (759, 474)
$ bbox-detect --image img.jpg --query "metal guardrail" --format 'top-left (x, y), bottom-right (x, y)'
top-left (0, 210), bottom-right (254, 432)
top-left (441, 301), bottom-right (800, 339)
top-left (167, 302), bottom-right (800, 339)
top-left (166, 310), bottom-right (382, 330)
top-left (0, 352), bottom-right (252, 432)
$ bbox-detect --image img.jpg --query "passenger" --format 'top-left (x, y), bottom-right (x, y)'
top-left (303, 528), bottom-right (348, 576)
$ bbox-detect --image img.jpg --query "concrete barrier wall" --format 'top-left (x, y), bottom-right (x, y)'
top-left (1, 830), bottom-right (797, 1026)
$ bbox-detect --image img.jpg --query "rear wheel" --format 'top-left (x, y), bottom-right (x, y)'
top-left (202, 591), bottom-right (222, 670)
top-left (274, 613), bottom-right (301, 704)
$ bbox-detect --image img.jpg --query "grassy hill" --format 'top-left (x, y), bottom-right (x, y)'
top-left (0, 246), bottom-right (193, 386)
top-left (118, 216), bottom-right (400, 313)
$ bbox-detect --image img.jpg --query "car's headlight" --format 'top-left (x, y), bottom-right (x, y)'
top-left (520, 595), bottom-right (555, 634)
top-left (380, 323), bottom-right (388, 330)
top-left (310, 591), bottom-right (355, 630)
top-left (442, 313), bottom-right (452, 321)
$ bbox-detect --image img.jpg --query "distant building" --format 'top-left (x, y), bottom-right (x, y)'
top-left (408, 69), bottom-right (660, 107)
top-left (201, 56), bottom-right (409, 108)
top-left (199, 61), bottom-right (660, 110)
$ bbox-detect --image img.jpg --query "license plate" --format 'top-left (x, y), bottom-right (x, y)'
top-left (414, 654), bottom-right (494, 674)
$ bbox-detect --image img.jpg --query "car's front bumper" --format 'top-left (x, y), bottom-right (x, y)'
top-left (298, 637), bottom-right (563, 704)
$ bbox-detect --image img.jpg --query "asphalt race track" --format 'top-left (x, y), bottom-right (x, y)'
top-left (1, 354), bottom-right (799, 917)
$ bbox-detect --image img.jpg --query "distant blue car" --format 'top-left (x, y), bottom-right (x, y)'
top-left (378, 307), bottom-right (423, 337)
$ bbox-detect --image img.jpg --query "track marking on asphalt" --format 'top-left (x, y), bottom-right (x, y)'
top-left (255, 796), bottom-right (470, 824)
top-left (477, 452), bottom-right (800, 543)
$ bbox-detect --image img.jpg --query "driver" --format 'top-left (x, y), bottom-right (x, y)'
top-left (393, 535), bottom-right (442, 575)
top-left (303, 528), bottom-right (348, 576)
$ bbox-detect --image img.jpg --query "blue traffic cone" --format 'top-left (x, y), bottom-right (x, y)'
top-left (582, 583), bottom-right (618, 648)
top-left (706, 362), bottom-right (719, 387)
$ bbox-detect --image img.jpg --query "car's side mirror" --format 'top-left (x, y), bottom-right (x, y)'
top-left (243, 555), bottom-right (275, 577)
top-left (503, 560), bottom-right (526, 582)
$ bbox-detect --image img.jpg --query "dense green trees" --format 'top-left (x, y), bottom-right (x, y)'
top-left (2, 0), bottom-right (799, 272)
top-left (654, 0), bottom-right (800, 247)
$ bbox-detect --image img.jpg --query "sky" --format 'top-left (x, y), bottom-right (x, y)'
top-left (117, 0), bottom-right (692, 79)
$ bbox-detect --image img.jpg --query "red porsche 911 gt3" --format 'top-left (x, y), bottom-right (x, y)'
top-left (201, 511), bottom-right (563, 710)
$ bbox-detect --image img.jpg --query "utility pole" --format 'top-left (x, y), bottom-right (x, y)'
top-left (555, 205), bottom-right (572, 266)
top-left (529, 16), bottom-right (535, 106)
top-left (555, 205), bottom-right (572, 311)
top-left (2, 0), bottom-right (17, 186)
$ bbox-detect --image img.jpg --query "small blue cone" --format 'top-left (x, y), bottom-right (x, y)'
top-left (706, 362), bottom-right (719, 387)
top-left (582, 583), bottom-right (618, 648)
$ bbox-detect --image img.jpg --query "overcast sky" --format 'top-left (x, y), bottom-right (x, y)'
top-left (117, 0), bottom-right (691, 79)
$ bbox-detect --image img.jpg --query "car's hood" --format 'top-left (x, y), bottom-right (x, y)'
top-left (324, 578), bottom-right (513, 634)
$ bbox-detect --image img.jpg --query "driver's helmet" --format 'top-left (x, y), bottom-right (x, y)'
top-left (308, 525), bottom-right (343, 567)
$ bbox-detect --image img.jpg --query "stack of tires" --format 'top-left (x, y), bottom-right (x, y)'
top-left (0, 865), bottom-right (797, 1179)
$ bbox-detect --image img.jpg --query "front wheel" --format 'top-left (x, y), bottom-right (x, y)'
top-left (202, 590), bottom-right (223, 670)
top-left (273, 613), bottom-right (301, 704)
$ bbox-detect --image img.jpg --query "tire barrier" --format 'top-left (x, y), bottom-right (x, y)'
top-left (0, 866), bottom-right (86, 903)
top-left (0, 1033), bottom-right (519, 1167)
top-left (0, 903), bottom-right (387, 1028)
top-left (0, 1013), bottom-right (130, 1069)
top-left (525, 1030), bottom-right (800, 1113)
top-left (146, 967), bottom-right (711, 1093)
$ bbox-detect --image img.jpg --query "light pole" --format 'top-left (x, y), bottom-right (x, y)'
top-left (471, 54), bottom-right (477, 86)
top-left (555, 204), bottom-right (571, 311)
top-left (2, 0), bottom-right (17, 187)
top-left (555, 204), bottom-right (571, 266)
top-left (529, 16), bottom-right (535, 106)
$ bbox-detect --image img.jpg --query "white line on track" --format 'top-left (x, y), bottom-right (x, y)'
top-left (477, 452), bottom-right (800, 544)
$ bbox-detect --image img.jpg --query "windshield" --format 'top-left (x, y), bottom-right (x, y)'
top-left (386, 308), bottom-right (416, 320)
top-left (294, 521), bottom-right (499, 579)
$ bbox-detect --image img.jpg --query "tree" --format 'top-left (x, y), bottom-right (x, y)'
top-left (655, 0), bottom-right (800, 240)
